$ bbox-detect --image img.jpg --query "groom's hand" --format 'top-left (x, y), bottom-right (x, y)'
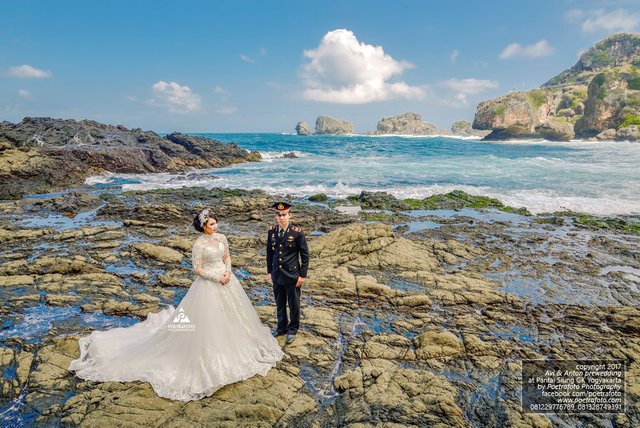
top-left (296, 277), bottom-right (304, 288)
top-left (267, 273), bottom-right (272, 283)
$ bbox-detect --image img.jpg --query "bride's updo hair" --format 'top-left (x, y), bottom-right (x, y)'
top-left (193, 208), bottom-right (218, 232)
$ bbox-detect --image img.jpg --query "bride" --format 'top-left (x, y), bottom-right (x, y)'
top-left (68, 208), bottom-right (284, 401)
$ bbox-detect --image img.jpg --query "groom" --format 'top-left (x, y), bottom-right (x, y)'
top-left (267, 202), bottom-right (309, 344)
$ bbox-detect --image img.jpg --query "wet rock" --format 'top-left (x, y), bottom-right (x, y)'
top-left (130, 243), bottom-right (183, 263)
top-left (162, 236), bottom-right (194, 252)
top-left (53, 225), bottom-right (121, 241)
top-left (80, 300), bottom-right (161, 318)
top-left (32, 192), bottom-right (101, 217)
top-left (0, 227), bottom-right (52, 242)
top-left (30, 337), bottom-right (317, 427)
top-left (414, 330), bottom-right (464, 359)
top-left (31, 256), bottom-right (101, 276)
top-left (362, 334), bottom-right (415, 360)
top-left (157, 269), bottom-right (193, 288)
top-left (0, 275), bottom-right (35, 287)
top-left (44, 294), bottom-right (81, 306)
top-left (39, 273), bottom-right (124, 296)
top-left (334, 359), bottom-right (466, 426)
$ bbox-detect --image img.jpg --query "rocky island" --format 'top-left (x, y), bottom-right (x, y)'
top-left (372, 112), bottom-right (436, 135)
top-left (474, 32), bottom-right (640, 141)
top-left (314, 116), bottom-right (354, 135)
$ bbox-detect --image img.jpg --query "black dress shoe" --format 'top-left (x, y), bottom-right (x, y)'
top-left (273, 331), bottom-right (285, 338)
top-left (285, 333), bottom-right (296, 344)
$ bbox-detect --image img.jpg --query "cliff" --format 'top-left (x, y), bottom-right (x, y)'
top-left (473, 33), bottom-right (640, 141)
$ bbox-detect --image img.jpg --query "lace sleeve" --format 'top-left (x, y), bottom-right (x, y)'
top-left (222, 234), bottom-right (232, 274)
top-left (191, 237), bottom-right (204, 277)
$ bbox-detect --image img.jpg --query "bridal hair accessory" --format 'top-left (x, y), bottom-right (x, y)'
top-left (198, 208), bottom-right (210, 228)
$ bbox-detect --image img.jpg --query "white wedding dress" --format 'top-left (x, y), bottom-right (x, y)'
top-left (69, 232), bottom-right (284, 401)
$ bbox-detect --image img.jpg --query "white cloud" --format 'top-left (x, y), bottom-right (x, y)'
top-left (214, 106), bottom-right (238, 115)
top-left (213, 86), bottom-right (228, 95)
top-left (438, 78), bottom-right (499, 105)
top-left (7, 64), bottom-right (52, 79)
top-left (239, 54), bottom-right (255, 63)
top-left (18, 89), bottom-right (32, 99)
top-left (449, 49), bottom-right (459, 64)
top-left (259, 48), bottom-right (268, 56)
top-left (499, 40), bottom-right (554, 59)
top-left (440, 78), bottom-right (498, 94)
top-left (150, 81), bottom-right (201, 113)
top-left (301, 29), bottom-right (424, 104)
top-left (578, 9), bottom-right (640, 33)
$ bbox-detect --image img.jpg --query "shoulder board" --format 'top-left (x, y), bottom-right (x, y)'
top-left (291, 226), bottom-right (303, 233)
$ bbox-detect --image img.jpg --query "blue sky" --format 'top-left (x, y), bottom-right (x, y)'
top-left (1, 0), bottom-right (639, 133)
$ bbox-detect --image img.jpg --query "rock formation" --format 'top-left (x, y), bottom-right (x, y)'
top-left (314, 115), bottom-right (354, 135)
top-left (373, 112), bottom-right (436, 135)
top-left (473, 32), bottom-right (640, 141)
top-left (450, 120), bottom-right (491, 137)
top-left (0, 117), bottom-right (261, 199)
top-left (295, 121), bottom-right (311, 135)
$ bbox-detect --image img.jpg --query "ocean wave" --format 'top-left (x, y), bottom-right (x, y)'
top-left (86, 172), bottom-right (640, 216)
top-left (259, 151), bottom-right (309, 161)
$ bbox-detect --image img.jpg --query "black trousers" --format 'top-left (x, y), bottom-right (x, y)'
top-left (272, 274), bottom-right (301, 335)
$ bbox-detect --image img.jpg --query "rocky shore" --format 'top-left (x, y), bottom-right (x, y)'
top-left (0, 118), bottom-right (261, 199)
top-left (0, 186), bottom-right (638, 426)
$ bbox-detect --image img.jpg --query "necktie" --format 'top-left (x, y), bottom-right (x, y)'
top-left (279, 227), bottom-right (284, 240)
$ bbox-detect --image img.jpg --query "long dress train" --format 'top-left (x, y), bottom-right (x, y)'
top-left (68, 232), bottom-right (284, 402)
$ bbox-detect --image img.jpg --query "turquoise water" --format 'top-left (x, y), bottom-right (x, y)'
top-left (85, 134), bottom-right (640, 215)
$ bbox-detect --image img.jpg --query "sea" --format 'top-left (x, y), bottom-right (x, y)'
top-left (85, 134), bottom-right (640, 216)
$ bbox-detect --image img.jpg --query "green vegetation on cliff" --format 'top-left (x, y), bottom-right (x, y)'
top-left (527, 89), bottom-right (547, 109)
top-left (621, 115), bottom-right (640, 127)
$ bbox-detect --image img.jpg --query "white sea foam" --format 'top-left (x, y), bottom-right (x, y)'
top-left (84, 172), bottom-right (115, 185)
top-left (259, 151), bottom-right (309, 161)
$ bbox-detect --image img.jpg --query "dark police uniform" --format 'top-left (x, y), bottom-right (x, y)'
top-left (267, 222), bottom-right (309, 336)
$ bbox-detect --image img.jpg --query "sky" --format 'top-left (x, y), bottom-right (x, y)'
top-left (1, 0), bottom-right (640, 133)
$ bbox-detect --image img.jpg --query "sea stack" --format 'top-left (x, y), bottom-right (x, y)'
top-left (295, 121), bottom-right (311, 135)
top-left (373, 112), bottom-right (436, 135)
top-left (315, 116), bottom-right (354, 135)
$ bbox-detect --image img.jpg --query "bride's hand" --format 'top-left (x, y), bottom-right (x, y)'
top-left (219, 271), bottom-right (231, 285)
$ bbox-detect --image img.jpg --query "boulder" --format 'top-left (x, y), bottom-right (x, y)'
top-left (596, 129), bottom-right (617, 141)
top-left (314, 116), bottom-right (353, 135)
top-left (130, 243), bottom-right (184, 263)
top-left (616, 125), bottom-right (640, 141)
